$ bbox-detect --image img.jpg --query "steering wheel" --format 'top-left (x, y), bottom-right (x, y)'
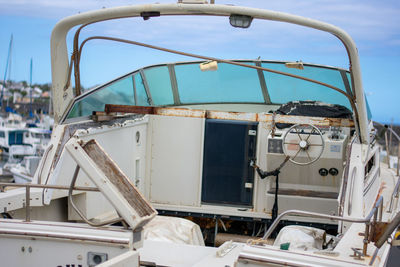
top-left (282, 124), bottom-right (324, 165)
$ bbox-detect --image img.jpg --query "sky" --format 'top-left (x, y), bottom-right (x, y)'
top-left (0, 0), bottom-right (399, 124)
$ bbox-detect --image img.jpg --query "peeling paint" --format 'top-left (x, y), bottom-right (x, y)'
top-left (102, 104), bottom-right (354, 127)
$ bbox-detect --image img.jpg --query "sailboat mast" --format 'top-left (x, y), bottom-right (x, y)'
top-left (30, 58), bottom-right (33, 116)
top-left (1, 34), bottom-right (13, 108)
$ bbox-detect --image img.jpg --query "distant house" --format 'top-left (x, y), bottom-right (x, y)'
top-left (20, 86), bottom-right (43, 100)
top-left (0, 84), bottom-right (11, 97)
top-left (33, 87), bottom-right (43, 98)
top-left (9, 82), bottom-right (24, 91)
top-left (13, 92), bottom-right (22, 103)
top-left (41, 91), bottom-right (50, 98)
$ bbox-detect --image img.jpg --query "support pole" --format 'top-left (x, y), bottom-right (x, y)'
top-left (214, 217), bottom-right (219, 247)
top-left (397, 144), bottom-right (400, 177)
top-left (385, 131), bottom-right (390, 166)
top-left (25, 184), bottom-right (30, 222)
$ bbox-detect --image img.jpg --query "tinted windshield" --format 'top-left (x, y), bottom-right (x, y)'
top-left (66, 60), bottom-right (362, 119)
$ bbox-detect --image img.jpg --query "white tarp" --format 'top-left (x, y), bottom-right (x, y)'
top-left (143, 216), bottom-right (205, 246)
top-left (273, 225), bottom-right (326, 251)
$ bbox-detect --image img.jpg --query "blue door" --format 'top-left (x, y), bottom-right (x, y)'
top-left (201, 119), bottom-right (258, 207)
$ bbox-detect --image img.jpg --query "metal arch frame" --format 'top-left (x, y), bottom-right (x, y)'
top-left (64, 35), bottom-right (356, 121)
top-left (51, 3), bottom-right (369, 144)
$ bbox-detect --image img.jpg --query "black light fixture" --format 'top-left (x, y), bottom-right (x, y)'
top-left (319, 168), bottom-right (328, 176)
top-left (229, 14), bottom-right (253, 28)
top-left (329, 168), bottom-right (339, 176)
top-left (140, 11), bottom-right (160, 20)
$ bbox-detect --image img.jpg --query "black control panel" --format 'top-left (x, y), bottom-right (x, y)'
top-left (267, 139), bottom-right (283, 154)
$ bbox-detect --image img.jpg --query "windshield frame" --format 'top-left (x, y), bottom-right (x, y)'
top-left (63, 59), bottom-right (356, 122)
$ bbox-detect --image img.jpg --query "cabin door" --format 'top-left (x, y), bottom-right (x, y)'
top-left (201, 119), bottom-right (258, 207)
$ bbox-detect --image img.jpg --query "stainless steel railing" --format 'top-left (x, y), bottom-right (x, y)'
top-left (389, 177), bottom-right (400, 213)
top-left (374, 121), bottom-right (400, 176)
top-left (262, 196), bottom-right (384, 255)
top-left (0, 182), bottom-right (99, 222)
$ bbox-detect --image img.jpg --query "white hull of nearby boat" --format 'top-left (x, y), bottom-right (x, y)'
top-left (10, 170), bottom-right (32, 184)
top-left (0, 117), bottom-right (51, 157)
top-left (0, 127), bottom-right (30, 155)
top-left (0, 113), bottom-right (26, 129)
top-left (8, 144), bottom-right (34, 157)
top-left (7, 156), bottom-right (41, 184)
top-left (0, 2), bottom-right (398, 267)
top-left (23, 127), bottom-right (51, 156)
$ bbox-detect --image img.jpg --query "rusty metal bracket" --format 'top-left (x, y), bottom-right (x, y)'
top-left (370, 222), bottom-right (390, 243)
top-left (91, 111), bottom-right (118, 122)
top-left (349, 248), bottom-right (364, 260)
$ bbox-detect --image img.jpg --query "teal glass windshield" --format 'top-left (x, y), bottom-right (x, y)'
top-left (66, 61), bottom-right (372, 120)
top-left (175, 62), bottom-right (264, 103)
top-left (144, 66), bottom-right (174, 105)
top-left (67, 76), bottom-right (134, 118)
top-left (262, 62), bottom-right (352, 110)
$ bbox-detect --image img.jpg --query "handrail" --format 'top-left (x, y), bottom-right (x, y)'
top-left (0, 179), bottom-right (123, 227)
top-left (338, 135), bottom-right (356, 217)
top-left (0, 182), bottom-right (99, 223)
top-left (67, 166), bottom-right (124, 227)
top-left (388, 177), bottom-right (400, 213)
top-left (374, 121), bottom-right (400, 175)
top-left (77, 36), bottom-right (355, 108)
top-left (262, 196), bottom-right (384, 255)
top-left (0, 182), bottom-right (99, 192)
top-left (374, 122), bottom-right (400, 142)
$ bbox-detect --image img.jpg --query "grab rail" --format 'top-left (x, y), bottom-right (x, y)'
top-left (0, 182), bottom-right (99, 223)
top-left (374, 121), bottom-right (400, 176)
top-left (67, 166), bottom-right (124, 227)
top-left (388, 177), bottom-right (400, 213)
top-left (263, 196), bottom-right (384, 255)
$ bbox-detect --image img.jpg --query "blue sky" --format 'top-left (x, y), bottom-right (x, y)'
top-left (0, 0), bottom-right (399, 124)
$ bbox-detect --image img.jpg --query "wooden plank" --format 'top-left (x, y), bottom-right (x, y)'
top-left (82, 139), bottom-right (156, 218)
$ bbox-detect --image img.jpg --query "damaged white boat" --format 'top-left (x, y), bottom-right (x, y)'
top-left (0, 1), bottom-right (399, 266)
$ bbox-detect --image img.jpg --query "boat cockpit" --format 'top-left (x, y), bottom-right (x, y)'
top-left (53, 55), bottom-right (374, 233)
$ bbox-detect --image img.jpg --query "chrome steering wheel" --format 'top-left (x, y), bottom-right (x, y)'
top-left (282, 124), bottom-right (324, 165)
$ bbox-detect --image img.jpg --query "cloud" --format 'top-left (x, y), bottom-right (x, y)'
top-left (2, 0), bottom-right (399, 44)
top-left (387, 39), bottom-right (400, 46)
top-left (1, 0), bottom-right (399, 84)
top-left (0, 0), bottom-right (141, 18)
top-left (3, 1), bottom-right (399, 57)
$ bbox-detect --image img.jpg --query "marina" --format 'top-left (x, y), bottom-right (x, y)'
top-left (0, 1), bottom-right (400, 267)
